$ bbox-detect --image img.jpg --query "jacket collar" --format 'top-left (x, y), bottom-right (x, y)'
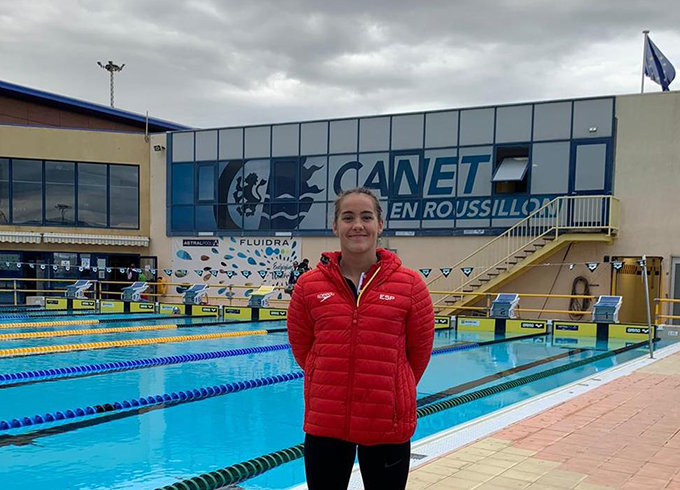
top-left (318, 248), bottom-right (401, 282)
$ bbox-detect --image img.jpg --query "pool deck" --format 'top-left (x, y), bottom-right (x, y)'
top-left (407, 349), bottom-right (680, 489)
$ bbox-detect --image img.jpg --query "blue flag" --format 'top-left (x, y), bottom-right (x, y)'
top-left (644, 36), bottom-right (675, 91)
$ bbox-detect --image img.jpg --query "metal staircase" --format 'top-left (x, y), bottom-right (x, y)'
top-left (429, 195), bottom-right (620, 315)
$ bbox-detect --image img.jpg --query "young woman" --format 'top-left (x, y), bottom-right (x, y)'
top-left (287, 188), bottom-right (435, 490)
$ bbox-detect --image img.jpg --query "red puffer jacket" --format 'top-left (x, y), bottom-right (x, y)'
top-left (287, 248), bottom-right (434, 446)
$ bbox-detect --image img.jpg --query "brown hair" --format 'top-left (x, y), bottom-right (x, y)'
top-left (333, 187), bottom-right (383, 224)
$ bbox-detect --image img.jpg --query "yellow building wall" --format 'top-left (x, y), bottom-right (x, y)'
top-left (149, 133), bottom-right (171, 258)
top-left (0, 124), bottom-right (151, 241)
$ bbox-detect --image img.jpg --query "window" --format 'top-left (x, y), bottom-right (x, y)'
top-left (52, 252), bottom-right (79, 281)
top-left (109, 165), bottom-right (139, 229)
top-left (531, 142), bottom-right (569, 194)
top-left (244, 126), bottom-right (271, 158)
top-left (272, 158), bottom-right (297, 200)
top-left (45, 161), bottom-right (75, 225)
top-left (12, 159), bottom-right (42, 224)
top-left (493, 146), bottom-right (529, 194)
top-left (1, 158), bottom-right (139, 229)
top-left (171, 132), bottom-right (194, 162)
top-left (172, 206), bottom-right (194, 231)
top-left (172, 163), bottom-right (194, 205)
top-left (78, 163), bottom-right (107, 227)
top-left (197, 165), bottom-right (215, 202)
top-left (195, 205), bottom-right (217, 230)
top-left (574, 143), bottom-right (607, 191)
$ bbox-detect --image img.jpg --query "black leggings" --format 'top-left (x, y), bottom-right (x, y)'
top-left (304, 434), bottom-right (411, 490)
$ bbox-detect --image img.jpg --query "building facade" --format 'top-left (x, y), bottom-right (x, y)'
top-left (0, 79), bottom-right (678, 323)
top-left (166, 96), bottom-right (614, 236)
top-left (0, 80), bottom-right (187, 302)
top-left (158, 92), bottom-right (680, 322)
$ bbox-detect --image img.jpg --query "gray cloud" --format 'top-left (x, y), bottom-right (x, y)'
top-left (0, 0), bottom-right (678, 128)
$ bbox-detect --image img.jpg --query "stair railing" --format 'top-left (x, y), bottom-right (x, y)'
top-left (428, 195), bottom-right (618, 309)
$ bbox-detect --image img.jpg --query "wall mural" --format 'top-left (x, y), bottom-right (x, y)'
top-left (171, 237), bottom-right (299, 299)
top-left (217, 157), bottom-right (324, 230)
top-left (169, 97), bottom-right (615, 236)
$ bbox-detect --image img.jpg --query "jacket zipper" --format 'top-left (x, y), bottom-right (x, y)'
top-left (341, 264), bottom-right (382, 436)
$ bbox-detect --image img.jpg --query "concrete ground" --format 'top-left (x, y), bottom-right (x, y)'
top-left (407, 351), bottom-right (680, 489)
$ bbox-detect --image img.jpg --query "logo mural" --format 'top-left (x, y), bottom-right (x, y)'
top-left (216, 157), bottom-right (324, 231)
top-left (200, 152), bottom-right (562, 233)
top-left (171, 237), bottom-right (299, 299)
top-left (170, 98), bottom-right (615, 235)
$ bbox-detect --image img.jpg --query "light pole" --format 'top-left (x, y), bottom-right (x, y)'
top-left (97, 60), bottom-right (125, 108)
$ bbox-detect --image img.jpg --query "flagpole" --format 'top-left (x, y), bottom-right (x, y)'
top-left (642, 30), bottom-right (649, 93)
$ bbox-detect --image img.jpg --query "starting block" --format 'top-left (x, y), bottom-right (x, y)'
top-left (248, 286), bottom-right (276, 308)
top-left (490, 293), bottom-right (520, 319)
top-left (121, 282), bottom-right (149, 302)
top-left (65, 280), bottom-right (92, 299)
top-left (182, 284), bottom-right (209, 305)
top-left (592, 295), bottom-right (622, 324)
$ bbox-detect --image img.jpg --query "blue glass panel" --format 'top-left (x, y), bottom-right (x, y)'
top-left (215, 204), bottom-right (245, 231)
top-left (272, 158), bottom-right (297, 200)
top-left (77, 163), bottom-right (107, 227)
top-left (171, 206), bottom-right (194, 231)
top-left (195, 205), bottom-right (217, 230)
top-left (267, 202), bottom-right (298, 230)
top-left (109, 165), bottom-right (139, 229)
top-left (244, 203), bottom-right (269, 231)
top-left (172, 163), bottom-right (194, 205)
top-left (12, 159), bottom-right (43, 225)
top-left (197, 165), bottom-right (215, 201)
top-left (45, 161), bottom-right (75, 225)
top-left (217, 160), bottom-right (243, 204)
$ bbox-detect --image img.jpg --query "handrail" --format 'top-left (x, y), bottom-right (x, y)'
top-left (425, 195), bottom-right (565, 288)
top-left (0, 277), bottom-right (291, 307)
top-left (654, 298), bottom-right (680, 325)
top-left (429, 195), bottom-right (618, 310)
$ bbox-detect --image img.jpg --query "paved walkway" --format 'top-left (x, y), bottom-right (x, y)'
top-left (407, 351), bottom-right (680, 489)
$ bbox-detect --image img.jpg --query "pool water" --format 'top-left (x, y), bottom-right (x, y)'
top-left (0, 313), bottom-right (662, 489)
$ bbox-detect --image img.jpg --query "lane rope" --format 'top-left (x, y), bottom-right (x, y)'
top-left (0, 319), bottom-right (100, 329)
top-left (0, 331), bottom-right (533, 386)
top-left (0, 329), bottom-right (277, 357)
top-left (431, 332), bottom-right (547, 355)
top-left (0, 371), bottom-right (304, 431)
top-left (0, 324), bottom-right (178, 340)
top-left (158, 444), bottom-right (305, 490)
top-left (415, 341), bottom-right (647, 416)
top-left (0, 344), bottom-right (292, 387)
top-left (154, 340), bottom-right (648, 490)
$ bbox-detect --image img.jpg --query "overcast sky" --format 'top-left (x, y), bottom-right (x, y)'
top-left (1, 0), bottom-right (679, 129)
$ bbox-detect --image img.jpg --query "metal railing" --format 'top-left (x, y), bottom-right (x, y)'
top-left (429, 290), bottom-right (598, 319)
top-left (0, 278), bottom-right (291, 307)
top-left (655, 298), bottom-right (680, 325)
top-left (428, 195), bottom-right (619, 310)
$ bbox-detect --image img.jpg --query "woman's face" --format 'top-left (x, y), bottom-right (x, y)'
top-left (332, 193), bottom-right (384, 256)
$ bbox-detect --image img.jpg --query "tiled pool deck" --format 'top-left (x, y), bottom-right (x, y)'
top-left (407, 351), bottom-right (680, 489)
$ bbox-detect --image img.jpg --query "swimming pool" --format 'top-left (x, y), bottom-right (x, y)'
top-left (0, 312), bottom-right (664, 489)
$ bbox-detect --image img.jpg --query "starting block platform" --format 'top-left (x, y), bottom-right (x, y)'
top-left (248, 286), bottom-right (276, 308)
top-left (65, 280), bottom-right (92, 300)
top-left (121, 282), bottom-right (149, 302)
top-left (182, 284), bottom-right (209, 305)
